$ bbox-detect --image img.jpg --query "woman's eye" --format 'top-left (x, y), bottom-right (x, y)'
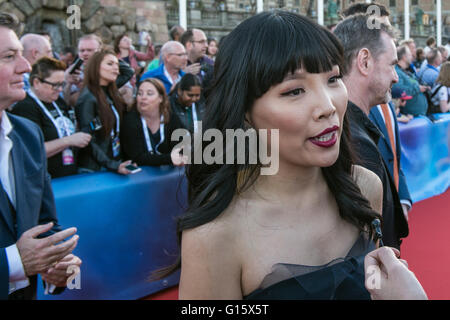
top-left (281, 88), bottom-right (304, 97)
top-left (329, 75), bottom-right (342, 84)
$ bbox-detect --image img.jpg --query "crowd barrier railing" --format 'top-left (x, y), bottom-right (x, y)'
top-left (399, 113), bottom-right (450, 203)
top-left (37, 166), bottom-right (186, 300)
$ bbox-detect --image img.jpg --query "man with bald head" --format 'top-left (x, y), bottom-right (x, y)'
top-left (140, 40), bottom-right (187, 93)
top-left (20, 34), bottom-right (53, 91)
top-left (63, 34), bottom-right (102, 106)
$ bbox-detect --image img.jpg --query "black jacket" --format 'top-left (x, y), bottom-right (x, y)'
top-left (347, 102), bottom-right (409, 249)
top-left (75, 87), bottom-right (122, 172)
top-left (169, 91), bottom-right (206, 134)
top-left (116, 59), bottom-right (135, 88)
top-left (10, 93), bottom-right (78, 178)
top-left (121, 110), bottom-right (184, 166)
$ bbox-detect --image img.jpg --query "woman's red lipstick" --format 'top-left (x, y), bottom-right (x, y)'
top-left (309, 125), bottom-right (339, 148)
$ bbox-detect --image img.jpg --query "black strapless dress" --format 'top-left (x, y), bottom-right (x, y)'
top-left (244, 233), bottom-right (375, 300)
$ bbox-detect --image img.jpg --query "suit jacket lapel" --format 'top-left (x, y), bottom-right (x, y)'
top-left (9, 128), bottom-right (26, 235)
top-left (0, 179), bottom-right (15, 236)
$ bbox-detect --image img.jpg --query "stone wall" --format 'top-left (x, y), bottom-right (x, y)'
top-left (99, 0), bottom-right (169, 45)
top-left (0, 0), bottom-right (169, 53)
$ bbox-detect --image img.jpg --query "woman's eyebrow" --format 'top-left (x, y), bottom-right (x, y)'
top-left (283, 72), bottom-right (306, 81)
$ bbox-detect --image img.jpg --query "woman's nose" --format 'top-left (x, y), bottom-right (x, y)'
top-left (314, 90), bottom-right (336, 120)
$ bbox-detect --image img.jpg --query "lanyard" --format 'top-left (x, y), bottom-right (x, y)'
top-left (427, 64), bottom-right (439, 73)
top-left (110, 103), bottom-right (120, 138)
top-left (28, 89), bottom-right (71, 138)
top-left (192, 103), bottom-right (198, 133)
top-left (141, 115), bottom-right (165, 154)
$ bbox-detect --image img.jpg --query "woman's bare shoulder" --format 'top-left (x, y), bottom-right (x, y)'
top-left (352, 165), bottom-right (383, 214)
top-left (179, 200), bottom-right (244, 299)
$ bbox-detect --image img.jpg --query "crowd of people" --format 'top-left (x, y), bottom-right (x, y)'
top-left (6, 25), bottom-right (216, 178)
top-left (1, 1), bottom-right (446, 300)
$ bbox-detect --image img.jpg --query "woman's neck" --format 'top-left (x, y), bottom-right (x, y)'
top-left (30, 88), bottom-right (51, 104)
top-left (119, 48), bottom-right (129, 58)
top-left (142, 110), bottom-right (161, 124)
top-left (143, 110), bottom-right (161, 132)
top-left (248, 163), bottom-right (328, 206)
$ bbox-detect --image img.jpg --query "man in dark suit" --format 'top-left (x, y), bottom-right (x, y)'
top-left (334, 15), bottom-right (409, 249)
top-left (0, 12), bottom-right (81, 300)
top-left (341, 1), bottom-right (413, 224)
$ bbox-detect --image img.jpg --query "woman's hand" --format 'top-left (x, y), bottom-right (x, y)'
top-left (66, 132), bottom-right (92, 148)
top-left (117, 160), bottom-right (137, 175)
top-left (171, 147), bottom-right (188, 166)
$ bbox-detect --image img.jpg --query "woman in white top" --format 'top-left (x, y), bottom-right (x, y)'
top-left (431, 61), bottom-right (450, 113)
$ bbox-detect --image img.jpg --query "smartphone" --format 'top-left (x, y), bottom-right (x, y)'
top-left (69, 58), bottom-right (83, 74)
top-left (88, 117), bottom-right (102, 133)
top-left (125, 164), bottom-right (142, 174)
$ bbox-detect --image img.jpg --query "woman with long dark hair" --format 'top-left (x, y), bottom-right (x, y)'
top-left (157, 11), bottom-right (384, 299)
top-left (75, 49), bottom-right (135, 174)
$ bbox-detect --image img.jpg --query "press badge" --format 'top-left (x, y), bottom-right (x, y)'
top-left (62, 148), bottom-right (74, 165)
top-left (112, 136), bottom-right (121, 158)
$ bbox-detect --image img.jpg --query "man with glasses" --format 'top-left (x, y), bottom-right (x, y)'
top-left (180, 29), bottom-right (214, 91)
top-left (140, 41), bottom-right (187, 93)
top-left (20, 34), bottom-right (53, 91)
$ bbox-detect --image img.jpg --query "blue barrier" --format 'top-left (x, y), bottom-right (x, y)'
top-left (34, 114), bottom-right (450, 299)
top-left (37, 166), bottom-right (186, 300)
top-left (399, 113), bottom-right (450, 203)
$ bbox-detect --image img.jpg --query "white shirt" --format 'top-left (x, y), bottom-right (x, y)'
top-left (431, 84), bottom-right (449, 107)
top-left (163, 65), bottom-right (181, 86)
top-left (0, 111), bottom-right (30, 294)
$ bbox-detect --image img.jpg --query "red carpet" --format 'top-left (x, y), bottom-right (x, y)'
top-left (143, 286), bottom-right (178, 300)
top-left (144, 189), bottom-right (450, 300)
top-left (401, 189), bottom-right (450, 300)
